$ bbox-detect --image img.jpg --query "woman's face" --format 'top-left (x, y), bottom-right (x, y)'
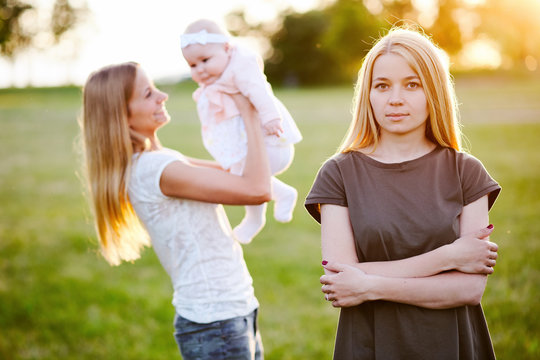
top-left (127, 68), bottom-right (170, 137)
top-left (182, 42), bottom-right (231, 86)
top-left (369, 53), bottom-right (429, 139)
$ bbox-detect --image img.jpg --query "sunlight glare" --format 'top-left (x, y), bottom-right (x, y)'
top-left (413, 0), bottom-right (438, 28)
top-left (525, 55), bottom-right (538, 71)
top-left (458, 38), bottom-right (502, 70)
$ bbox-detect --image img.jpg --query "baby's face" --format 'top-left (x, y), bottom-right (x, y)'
top-left (182, 43), bottom-right (231, 86)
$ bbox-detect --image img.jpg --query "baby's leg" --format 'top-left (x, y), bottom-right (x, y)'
top-left (271, 177), bottom-right (297, 223)
top-left (267, 144), bottom-right (294, 175)
top-left (266, 144), bottom-right (297, 223)
top-left (233, 203), bottom-right (267, 244)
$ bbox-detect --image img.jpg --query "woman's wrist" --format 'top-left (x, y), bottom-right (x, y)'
top-left (364, 274), bottom-right (385, 302)
top-left (438, 243), bottom-right (457, 272)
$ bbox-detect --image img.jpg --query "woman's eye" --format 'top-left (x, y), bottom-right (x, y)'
top-left (374, 83), bottom-right (388, 89)
top-left (407, 82), bottom-right (420, 89)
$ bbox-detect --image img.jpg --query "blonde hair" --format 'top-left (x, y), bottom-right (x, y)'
top-left (79, 62), bottom-right (150, 266)
top-left (339, 26), bottom-right (461, 153)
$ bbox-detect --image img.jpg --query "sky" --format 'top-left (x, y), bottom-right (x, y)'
top-left (0, 0), bottom-right (320, 88)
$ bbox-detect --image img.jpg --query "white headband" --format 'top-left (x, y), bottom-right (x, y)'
top-left (180, 29), bottom-right (229, 48)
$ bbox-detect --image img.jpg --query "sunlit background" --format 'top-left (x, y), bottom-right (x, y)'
top-left (0, 0), bottom-right (320, 87)
top-left (2, 1), bottom-right (540, 359)
top-left (1, 0), bottom-right (539, 88)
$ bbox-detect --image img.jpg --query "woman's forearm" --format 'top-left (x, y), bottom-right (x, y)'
top-left (370, 271), bottom-right (488, 309)
top-left (232, 94), bottom-right (271, 198)
top-left (353, 225), bottom-right (496, 278)
top-left (322, 263), bottom-right (488, 309)
top-left (353, 244), bottom-right (455, 278)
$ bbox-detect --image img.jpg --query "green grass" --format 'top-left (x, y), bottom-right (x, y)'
top-left (1, 74), bottom-right (539, 359)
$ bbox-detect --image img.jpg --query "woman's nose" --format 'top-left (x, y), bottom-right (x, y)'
top-left (389, 88), bottom-right (404, 105)
top-left (158, 90), bottom-right (168, 102)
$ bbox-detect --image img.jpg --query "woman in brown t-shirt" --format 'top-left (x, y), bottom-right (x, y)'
top-left (305, 27), bottom-right (501, 359)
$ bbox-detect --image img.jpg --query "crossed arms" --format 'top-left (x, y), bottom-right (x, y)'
top-left (319, 195), bottom-right (498, 309)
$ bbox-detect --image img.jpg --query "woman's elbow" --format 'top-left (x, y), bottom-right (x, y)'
top-left (245, 185), bottom-right (271, 204)
top-left (252, 191), bottom-right (271, 204)
top-left (462, 275), bottom-right (488, 306)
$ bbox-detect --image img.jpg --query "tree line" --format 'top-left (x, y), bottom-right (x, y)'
top-left (2, 0), bottom-right (539, 86)
top-left (227, 0), bottom-right (540, 85)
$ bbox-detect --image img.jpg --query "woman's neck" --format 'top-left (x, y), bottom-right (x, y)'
top-left (133, 135), bottom-right (162, 153)
top-left (365, 135), bottom-right (436, 164)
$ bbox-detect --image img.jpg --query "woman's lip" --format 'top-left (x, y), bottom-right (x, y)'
top-left (155, 109), bottom-right (169, 117)
top-left (386, 113), bottom-right (408, 121)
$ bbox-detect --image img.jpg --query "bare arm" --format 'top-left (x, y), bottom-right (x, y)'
top-left (159, 94), bottom-right (271, 205)
top-left (321, 264), bottom-right (487, 309)
top-left (183, 156), bottom-right (223, 170)
top-left (320, 195), bottom-right (497, 308)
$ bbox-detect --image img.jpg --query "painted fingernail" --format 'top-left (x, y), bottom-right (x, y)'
top-left (322, 260), bottom-right (328, 265)
top-left (487, 224), bottom-right (494, 229)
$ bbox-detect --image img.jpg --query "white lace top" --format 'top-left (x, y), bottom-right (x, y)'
top-left (128, 148), bottom-right (259, 323)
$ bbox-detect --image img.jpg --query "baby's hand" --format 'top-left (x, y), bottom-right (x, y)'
top-left (263, 119), bottom-right (284, 137)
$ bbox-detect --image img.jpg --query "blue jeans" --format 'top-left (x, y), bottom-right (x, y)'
top-left (174, 309), bottom-right (263, 360)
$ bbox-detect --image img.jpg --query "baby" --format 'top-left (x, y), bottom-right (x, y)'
top-left (181, 19), bottom-right (302, 244)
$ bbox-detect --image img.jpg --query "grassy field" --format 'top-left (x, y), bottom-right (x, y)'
top-left (0, 73), bottom-right (539, 359)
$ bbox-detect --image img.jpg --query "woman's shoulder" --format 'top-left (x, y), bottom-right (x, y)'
top-left (439, 147), bottom-right (486, 168)
top-left (136, 147), bottom-right (183, 160)
top-left (313, 152), bottom-right (364, 180)
top-left (132, 148), bottom-right (185, 173)
top-left (317, 152), bottom-right (349, 170)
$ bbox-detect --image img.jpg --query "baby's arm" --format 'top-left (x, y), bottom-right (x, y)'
top-left (232, 47), bottom-right (283, 129)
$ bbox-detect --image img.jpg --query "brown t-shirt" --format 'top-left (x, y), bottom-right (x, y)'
top-left (305, 146), bottom-right (501, 360)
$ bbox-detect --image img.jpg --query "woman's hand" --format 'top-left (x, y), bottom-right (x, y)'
top-left (320, 261), bottom-right (376, 307)
top-left (231, 93), bottom-right (258, 126)
top-left (447, 225), bottom-right (498, 274)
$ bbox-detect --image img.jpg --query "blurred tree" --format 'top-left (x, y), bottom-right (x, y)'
top-left (265, 9), bottom-right (339, 85)
top-left (476, 0), bottom-right (540, 70)
top-left (0, 0), bottom-right (32, 56)
top-left (0, 0), bottom-right (87, 58)
top-left (422, 0), bottom-right (463, 55)
top-left (375, 0), bottom-right (463, 55)
top-left (370, 0), bottom-right (540, 69)
top-left (227, 0), bottom-right (540, 85)
top-left (228, 0), bottom-right (384, 85)
top-left (320, 0), bottom-right (386, 82)
top-left (378, 0), bottom-right (415, 20)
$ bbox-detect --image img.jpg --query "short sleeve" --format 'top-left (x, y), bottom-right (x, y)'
top-left (304, 157), bottom-right (348, 223)
top-left (458, 152), bottom-right (501, 210)
top-left (129, 150), bottom-right (183, 203)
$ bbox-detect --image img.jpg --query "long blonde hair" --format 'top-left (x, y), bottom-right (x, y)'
top-left (339, 27), bottom-right (461, 153)
top-left (79, 62), bottom-right (150, 266)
